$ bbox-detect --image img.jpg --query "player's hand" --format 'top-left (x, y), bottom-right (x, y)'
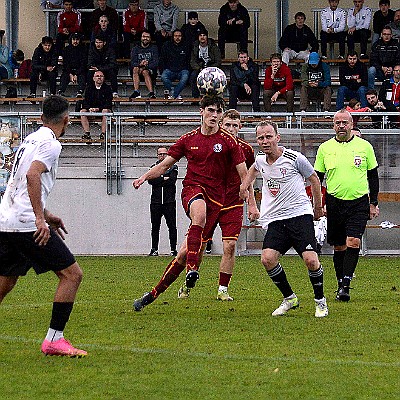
top-left (313, 207), bottom-right (325, 220)
top-left (33, 218), bottom-right (51, 246)
top-left (370, 204), bottom-right (379, 219)
top-left (133, 177), bottom-right (145, 189)
top-left (46, 214), bottom-right (68, 240)
top-left (248, 205), bottom-right (260, 222)
top-left (239, 184), bottom-right (249, 201)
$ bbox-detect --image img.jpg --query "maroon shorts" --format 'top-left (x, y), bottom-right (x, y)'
top-left (181, 185), bottom-right (222, 242)
top-left (219, 205), bottom-right (244, 241)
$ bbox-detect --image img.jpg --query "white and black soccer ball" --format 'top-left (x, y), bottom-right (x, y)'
top-left (196, 67), bottom-right (227, 95)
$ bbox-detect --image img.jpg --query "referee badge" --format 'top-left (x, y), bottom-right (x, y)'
top-left (213, 143), bottom-right (222, 153)
top-left (354, 155), bottom-right (362, 167)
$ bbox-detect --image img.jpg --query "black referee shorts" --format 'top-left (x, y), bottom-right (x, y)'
top-left (325, 193), bottom-right (370, 246)
top-left (0, 229), bottom-right (76, 277)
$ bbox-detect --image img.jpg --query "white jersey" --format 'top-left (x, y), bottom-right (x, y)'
top-left (347, 6), bottom-right (372, 30)
top-left (0, 127), bottom-right (62, 232)
top-left (254, 147), bottom-right (314, 230)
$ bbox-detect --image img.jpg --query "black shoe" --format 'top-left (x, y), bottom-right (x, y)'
top-left (99, 132), bottom-right (105, 140)
top-left (76, 90), bottom-right (83, 98)
top-left (205, 240), bottom-right (212, 254)
top-left (185, 270), bottom-right (199, 289)
top-left (147, 91), bottom-right (156, 99)
top-left (170, 250), bottom-right (177, 256)
top-left (148, 248), bottom-right (158, 256)
top-left (27, 93), bottom-right (36, 98)
top-left (133, 292), bottom-right (154, 311)
top-left (336, 286), bottom-right (350, 302)
top-left (129, 90), bottom-right (141, 99)
top-left (81, 132), bottom-right (92, 144)
top-left (360, 54), bottom-right (369, 60)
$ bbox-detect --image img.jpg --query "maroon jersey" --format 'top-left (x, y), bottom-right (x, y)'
top-left (168, 127), bottom-right (245, 206)
top-left (223, 136), bottom-right (255, 208)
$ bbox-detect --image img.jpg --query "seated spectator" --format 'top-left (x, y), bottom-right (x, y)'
top-left (80, 70), bottom-right (113, 142)
top-left (368, 25), bottom-right (400, 89)
top-left (55, 0), bottom-right (82, 57)
top-left (372, 0), bottom-right (394, 44)
top-left (189, 28), bottom-right (221, 98)
top-left (320, 0), bottom-right (347, 59)
top-left (122, 0), bottom-right (146, 58)
top-left (72, 1), bottom-right (94, 39)
top-left (388, 9), bottom-right (400, 40)
top-left (279, 12), bottom-right (319, 65)
top-left (263, 53), bottom-right (294, 113)
top-left (336, 51), bottom-right (368, 110)
top-left (181, 11), bottom-right (206, 50)
top-left (58, 32), bottom-right (87, 97)
top-left (347, 0), bottom-right (372, 59)
top-left (217, 0), bottom-right (250, 58)
top-left (160, 29), bottom-right (190, 99)
top-left (129, 30), bottom-right (159, 99)
top-left (300, 52), bottom-right (332, 112)
top-left (366, 88), bottom-right (387, 127)
top-left (0, 49), bottom-right (24, 79)
top-left (228, 50), bottom-right (260, 111)
top-left (346, 97), bottom-right (371, 112)
top-left (91, 0), bottom-right (119, 33)
top-left (91, 14), bottom-right (117, 47)
top-left (153, 0), bottom-right (179, 52)
top-left (28, 36), bottom-right (58, 98)
top-left (87, 34), bottom-right (119, 97)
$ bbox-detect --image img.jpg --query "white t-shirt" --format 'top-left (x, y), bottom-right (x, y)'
top-left (0, 127), bottom-right (62, 232)
top-left (254, 147), bottom-right (314, 230)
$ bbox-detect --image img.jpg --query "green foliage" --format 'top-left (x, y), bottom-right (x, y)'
top-left (0, 256), bottom-right (399, 399)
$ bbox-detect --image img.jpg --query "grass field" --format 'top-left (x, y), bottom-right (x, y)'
top-left (0, 255), bottom-right (399, 400)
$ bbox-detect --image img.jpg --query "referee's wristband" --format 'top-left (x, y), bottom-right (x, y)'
top-left (370, 201), bottom-right (378, 206)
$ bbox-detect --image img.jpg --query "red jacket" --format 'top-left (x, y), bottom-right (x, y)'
top-left (57, 10), bottom-right (81, 34)
top-left (123, 9), bottom-right (146, 34)
top-left (263, 63), bottom-right (293, 94)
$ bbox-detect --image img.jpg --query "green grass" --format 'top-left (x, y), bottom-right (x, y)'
top-left (0, 255), bottom-right (399, 399)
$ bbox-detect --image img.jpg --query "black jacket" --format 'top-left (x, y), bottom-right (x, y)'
top-left (62, 41), bottom-right (88, 75)
top-left (160, 40), bottom-right (191, 72)
top-left (279, 23), bottom-right (319, 53)
top-left (229, 59), bottom-right (259, 87)
top-left (82, 82), bottom-right (113, 110)
top-left (339, 60), bottom-right (368, 91)
top-left (31, 44), bottom-right (58, 72)
top-left (87, 44), bottom-right (117, 73)
top-left (370, 38), bottom-right (400, 69)
top-left (181, 21), bottom-right (207, 49)
top-left (218, 2), bottom-right (250, 30)
top-left (148, 162), bottom-right (178, 204)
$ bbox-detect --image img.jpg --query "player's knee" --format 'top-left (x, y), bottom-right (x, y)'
top-left (346, 237), bottom-right (361, 248)
top-left (303, 252), bottom-right (320, 270)
top-left (261, 252), bottom-right (277, 270)
top-left (223, 240), bottom-right (236, 257)
top-left (57, 263), bottom-right (83, 286)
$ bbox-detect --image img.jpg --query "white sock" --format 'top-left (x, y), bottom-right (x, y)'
top-left (218, 285), bottom-right (228, 292)
top-left (286, 293), bottom-right (297, 300)
top-left (45, 328), bottom-right (64, 342)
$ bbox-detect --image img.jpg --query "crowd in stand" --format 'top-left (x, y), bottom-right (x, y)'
top-left (2, 0), bottom-right (400, 120)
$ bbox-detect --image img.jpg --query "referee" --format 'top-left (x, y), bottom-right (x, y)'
top-left (314, 109), bottom-right (380, 302)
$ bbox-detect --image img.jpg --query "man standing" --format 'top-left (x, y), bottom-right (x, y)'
top-left (132, 95), bottom-right (249, 311)
top-left (228, 50), bottom-right (260, 112)
top-left (148, 147), bottom-right (178, 257)
top-left (314, 109), bottom-right (379, 301)
top-left (153, 0), bottom-right (179, 52)
top-left (0, 95), bottom-right (87, 357)
top-left (372, 0), bottom-right (394, 44)
top-left (240, 121), bottom-right (328, 318)
top-left (217, 0), bottom-right (250, 59)
top-left (122, 0), bottom-right (146, 58)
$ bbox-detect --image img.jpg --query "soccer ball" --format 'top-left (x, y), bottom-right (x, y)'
top-left (196, 67), bottom-right (227, 95)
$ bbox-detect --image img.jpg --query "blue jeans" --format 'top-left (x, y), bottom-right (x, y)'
top-left (161, 69), bottom-right (189, 98)
top-left (336, 86), bottom-right (368, 110)
top-left (368, 66), bottom-right (386, 90)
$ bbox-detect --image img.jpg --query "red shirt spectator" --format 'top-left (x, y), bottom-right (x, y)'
top-left (264, 62), bottom-right (294, 94)
top-left (57, 3), bottom-right (81, 34)
top-left (123, 2), bottom-right (146, 34)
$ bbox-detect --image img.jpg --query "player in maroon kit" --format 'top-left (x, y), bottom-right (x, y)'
top-left (132, 96), bottom-right (249, 311)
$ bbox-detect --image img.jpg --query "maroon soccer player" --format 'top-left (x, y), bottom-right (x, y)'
top-left (132, 95), bottom-right (249, 311)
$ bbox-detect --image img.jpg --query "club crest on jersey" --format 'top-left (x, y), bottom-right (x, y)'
top-left (213, 143), bottom-right (222, 153)
top-left (267, 179), bottom-right (280, 196)
top-left (354, 155), bottom-right (362, 167)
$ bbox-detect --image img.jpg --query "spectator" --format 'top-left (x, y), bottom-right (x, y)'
top-left (141, 0), bottom-right (161, 35)
top-left (263, 52), bottom-right (294, 113)
top-left (91, 0), bottom-right (118, 32)
top-left (153, 0), bottom-right (179, 52)
top-left (189, 28), bottom-right (221, 98)
top-left (72, 1), bottom-right (94, 39)
top-left (228, 50), bottom-right (260, 111)
top-left (372, 0), bottom-right (394, 44)
top-left (107, 0), bottom-right (130, 8)
top-left (336, 51), bottom-right (368, 110)
top-left (160, 29), bottom-right (190, 99)
top-left (181, 11), bottom-right (207, 50)
top-left (388, 9), bottom-right (400, 40)
top-left (122, 0), bottom-right (146, 58)
top-left (28, 36), bottom-right (58, 98)
top-left (279, 12), bottom-right (319, 65)
top-left (346, 97), bottom-right (371, 112)
top-left (366, 88), bottom-right (387, 127)
top-left (129, 30), bottom-right (159, 99)
top-left (87, 34), bottom-right (119, 97)
top-left (217, 0), bottom-right (250, 58)
top-left (58, 32), bottom-right (87, 97)
top-left (80, 70), bottom-right (113, 142)
top-left (148, 147), bottom-right (178, 257)
top-left (347, 0), bottom-right (372, 59)
top-left (0, 49), bottom-right (24, 79)
top-left (91, 14), bottom-right (118, 47)
top-left (320, 0), bottom-right (347, 59)
top-left (55, 0), bottom-right (82, 57)
top-left (300, 52), bottom-right (332, 112)
top-left (368, 25), bottom-right (400, 88)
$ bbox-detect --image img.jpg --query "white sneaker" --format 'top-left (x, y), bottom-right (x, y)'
top-left (272, 295), bottom-right (299, 316)
top-left (177, 283), bottom-right (190, 299)
top-left (314, 297), bottom-right (329, 318)
top-left (217, 290), bottom-right (233, 301)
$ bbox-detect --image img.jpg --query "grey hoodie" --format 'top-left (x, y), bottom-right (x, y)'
top-left (153, 2), bottom-right (179, 32)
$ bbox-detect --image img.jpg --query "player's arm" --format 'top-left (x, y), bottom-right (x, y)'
top-left (367, 166), bottom-right (380, 219)
top-left (239, 164), bottom-right (258, 201)
top-left (308, 172), bottom-right (324, 220)
top-left (44, 209), bottom-right (68, 240)
top-left (247, 181), bottom-right (260, 222)
top-left (133, 155), bottom-right (177, 189)
top-left (26, 160), bottom-right (51, 246)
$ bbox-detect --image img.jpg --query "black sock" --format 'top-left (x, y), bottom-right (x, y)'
top-left (49, 302), bottom-right (74, 331)
top-left (333, 250), bottom-right (345, 286)
top-left (343, 247), bottom-right (360, 287)
top-left (308, 265), bottom-right (324, 300)
top-left (267, 263), bottom-right (293, 298)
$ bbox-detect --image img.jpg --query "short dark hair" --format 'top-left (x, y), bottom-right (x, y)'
top-left (237, 49), bottom-right (249, 57)
top-left (188, 11), bottom-right (198, 19)
top-left (347, 50), bottom-right (358, 58)
top-left (379, 0), bottom-right (390, 6)
top-left (366, 89), bottom-right (378, 96)
top-left (41, 36), bottom-right (53, 45)
top-left (13, 49), bottom-right (24, 62)
top-left (295, 11), bottom-right (306, 20)
top-left (95, 33), bottom-right (106, 42)
top-left (42, 95), bottom-right (69, 124)
top-left (200, 94), bottom-right (225, 110)
top-left (270, 53), bottom-right (282, 61)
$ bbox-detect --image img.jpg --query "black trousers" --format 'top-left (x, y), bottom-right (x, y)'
top-left (229, 83), bottom-right (260, 111)
top-left (150, 202), bottom-right (177, 251)
top-left (218, 25), bottom-right (248, 57)
top-left (30, 69), bottom-right (58, 95)
top-left (59, 70), bottom-right (86, 93)
top-left (347, 29), bottom-right (371, 55)
top-left (320, 30), bottom-right (346, 57)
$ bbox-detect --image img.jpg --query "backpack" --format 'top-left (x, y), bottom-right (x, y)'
top-left (18, 59), bottom-right (32, 79)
